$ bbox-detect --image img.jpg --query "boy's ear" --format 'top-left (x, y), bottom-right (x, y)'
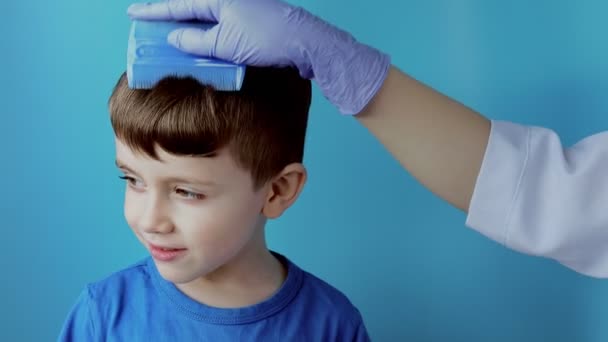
top-left (262, 163), bottom-right (307, 219)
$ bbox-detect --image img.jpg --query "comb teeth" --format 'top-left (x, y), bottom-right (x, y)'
top-left (127, 65), bottom-right (244, 91)
top-left (127, 20), bottom-right (245, 91)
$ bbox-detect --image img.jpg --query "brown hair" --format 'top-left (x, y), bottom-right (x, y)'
top-left (109, 67), bottom-right (312, 189)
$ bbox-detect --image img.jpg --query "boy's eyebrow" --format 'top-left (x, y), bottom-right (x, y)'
top-left (115, 159), bottom-right (137, 174)
top-left (115, 159), bottom-right (217, 187)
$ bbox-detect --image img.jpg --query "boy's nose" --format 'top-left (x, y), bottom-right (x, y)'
top-left (141, 218), bottom-right (175, 235)
top-left (137, 197), bottom-right (175, 235)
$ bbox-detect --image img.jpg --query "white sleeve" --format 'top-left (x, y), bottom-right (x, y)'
top-left (466, 120), bottom-right (608, 278)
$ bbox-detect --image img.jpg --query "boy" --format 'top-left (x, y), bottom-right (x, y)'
top-left (58, 67), bottom-right (369, 341)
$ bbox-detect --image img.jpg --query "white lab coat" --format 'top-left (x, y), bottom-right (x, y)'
top-left (466, 120), bottom-right (608, 278)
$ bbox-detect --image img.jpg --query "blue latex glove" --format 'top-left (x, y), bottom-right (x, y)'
top-left (127, 0), bottom-right (390, 115)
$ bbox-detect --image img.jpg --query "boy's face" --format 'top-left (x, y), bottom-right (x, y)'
top-left (114, 137), bottom-right (269, 284)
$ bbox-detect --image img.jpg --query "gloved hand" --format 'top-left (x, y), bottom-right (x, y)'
top-left (127, 0), bottom-right (390, 115)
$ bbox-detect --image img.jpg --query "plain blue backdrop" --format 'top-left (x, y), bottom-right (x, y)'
top-left (2, 0), bottom-right (608, 341)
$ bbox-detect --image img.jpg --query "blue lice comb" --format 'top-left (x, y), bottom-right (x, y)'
top-left (127, 20), bottom-right (246, 91)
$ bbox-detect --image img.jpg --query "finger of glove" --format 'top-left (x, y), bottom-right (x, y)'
top-left (168, 26), bottom-right (220, 57)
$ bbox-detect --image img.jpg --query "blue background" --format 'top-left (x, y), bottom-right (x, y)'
top-left (2, 0), bottom-right (608, 341)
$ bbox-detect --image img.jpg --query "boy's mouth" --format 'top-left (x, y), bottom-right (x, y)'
top-left (148, 242), bottom-right (186, 250)
top-left (148, 243), bottom-right (188, 262)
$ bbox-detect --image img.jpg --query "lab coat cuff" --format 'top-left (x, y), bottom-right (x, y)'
top-left (465, 120), bottom-right (530, 246)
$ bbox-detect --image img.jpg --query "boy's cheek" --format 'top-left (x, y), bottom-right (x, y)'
top-left (123, 198), bottom-right (140, 231)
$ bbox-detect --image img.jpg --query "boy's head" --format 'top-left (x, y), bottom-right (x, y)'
top-left (109, 67), bottom-right (311, 285)
top-left (110, 67), bottom-right (311, 189)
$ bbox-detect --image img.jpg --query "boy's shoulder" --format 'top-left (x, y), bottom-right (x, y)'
top-left (300, 268), bottom-right (360, 312)
top-left (86, 258), bottom-right (153, 300)
top-left (282, 255), bottom-right (365, 328)
top-left (276, 254), bottom-right (369, 340)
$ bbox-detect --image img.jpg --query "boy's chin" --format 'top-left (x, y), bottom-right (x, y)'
top-left (154, 261), bottom-right (201, 284)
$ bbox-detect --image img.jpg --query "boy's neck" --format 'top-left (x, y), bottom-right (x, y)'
top-left (175, 240), bottom-right (287, 308)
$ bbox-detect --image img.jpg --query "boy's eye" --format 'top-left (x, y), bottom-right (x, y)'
top-left (175, 188), bottom-right (205, 200)
top-left (119, 175), bottom-right (144, 188)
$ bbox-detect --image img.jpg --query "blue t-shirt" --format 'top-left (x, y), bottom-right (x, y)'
top-left (58, 253), bottom-right (370, 341)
